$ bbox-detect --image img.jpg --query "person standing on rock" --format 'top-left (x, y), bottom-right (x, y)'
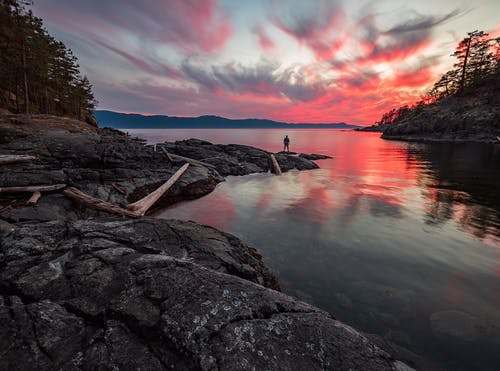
top-left (283, 135), bottom-right (290, 152)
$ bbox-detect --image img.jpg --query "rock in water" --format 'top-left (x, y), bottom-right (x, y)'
top-left (0, 217), bottom-right (407, 370)
top-left (299, 153), bottom-right (332, 160)
top-left (161, 139), bottom-right (320, 176)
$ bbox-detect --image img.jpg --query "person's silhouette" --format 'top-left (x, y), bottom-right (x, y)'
top-left (283, 135), bottom-right (290, 152)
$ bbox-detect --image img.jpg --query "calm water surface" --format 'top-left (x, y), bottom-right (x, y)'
top-left (131, 128), bottom-right (500, 370)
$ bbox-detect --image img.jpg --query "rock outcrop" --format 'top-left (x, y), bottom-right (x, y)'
top-left (381, 85), bottom-right (500, 143)
top-left (0, 218), bottom-right (407, 370)
top-left (0, 115), bottom-right (322, 222)
top-left (160, 139), bottom-right (319, 176)
top-left (0, 128), bottom-right (220, 222)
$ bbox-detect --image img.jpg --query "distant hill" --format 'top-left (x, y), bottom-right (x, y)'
top-left (94, 110), bottom-right (360, 129)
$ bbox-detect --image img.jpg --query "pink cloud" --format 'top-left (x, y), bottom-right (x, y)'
top-left (33, 0), bottom-right (233, 54)
top-left (271, 0), bottom-right (346, 61)
top-left (253, 25), bottom-right (275, 51)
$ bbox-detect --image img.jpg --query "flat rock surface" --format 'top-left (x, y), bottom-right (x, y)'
top-left (299, 153), bottom-right (332, 160)
top-left (0, 217), bottom-right (405, 370)
top-left (161, 139), bottom-right (319, 176)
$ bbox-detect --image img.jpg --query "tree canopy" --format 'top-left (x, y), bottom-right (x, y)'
top-left (0, 0), bottom-right (96, 117)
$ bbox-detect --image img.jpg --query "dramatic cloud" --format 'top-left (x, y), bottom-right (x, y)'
top-left (270, 0), bottom-right (346, 61)
top-left (31, 0), bottom-right (500, 125)
top-left (33, 0), bottom-right (233, 54)
top-left (181, 59), bottom-right (327, 103)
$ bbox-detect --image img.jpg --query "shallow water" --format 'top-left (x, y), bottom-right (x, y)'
top-left (131, 128), bottom-right (500, 370)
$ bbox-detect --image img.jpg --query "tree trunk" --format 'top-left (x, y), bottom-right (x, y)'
top-left (459, 37), bottom-right (472, 94)
top-left (22, 41), bottom-right (29, 115)
top-left (0, 184), bottom-right (66, 193)
top-left (0, 155), bottom-right (37, 165)
top-left (15, 77), bottom-right (20, 113)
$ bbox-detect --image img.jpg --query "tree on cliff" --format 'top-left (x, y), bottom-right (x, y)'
top-left (0, 0), bottom-right (96, 118)
top-left (375, 29), bottom-right (499, 126)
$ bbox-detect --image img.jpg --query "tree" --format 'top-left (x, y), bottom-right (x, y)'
top-left (373, 29), bottom-right (500, 128)
top-left (0, 0), bottom-right (96, 118)
top-left (452, 30), bottom-right (496, 94)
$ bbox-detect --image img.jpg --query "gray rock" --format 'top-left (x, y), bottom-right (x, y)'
top-left (0, 129), bottom-right (223, 221)
top-left (0, 217), bottom-right (407, 370)
top-left (161, 139), bottom-right (321, 176)
top-left (299, 153), bottom-right (332, 160)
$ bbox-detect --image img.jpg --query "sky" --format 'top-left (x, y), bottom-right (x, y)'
top-left (32, 0), bottom-right (500, 125)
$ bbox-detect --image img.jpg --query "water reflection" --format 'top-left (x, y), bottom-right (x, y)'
top-left (132, 128), bottom-right (500, 370)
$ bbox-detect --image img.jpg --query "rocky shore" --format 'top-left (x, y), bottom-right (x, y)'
top-left (0, 114), bottom-right (412, 370)
top-left (381, 86), bottom-right (500, 143)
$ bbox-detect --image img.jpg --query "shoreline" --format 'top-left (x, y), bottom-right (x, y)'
top-left (381, 134), bottom-right (499, 144)
top-left (0, 114), bottom-right (416, 370)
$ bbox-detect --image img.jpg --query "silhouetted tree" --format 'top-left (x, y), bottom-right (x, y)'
top-left (374, 29), bottom-right (500, 127)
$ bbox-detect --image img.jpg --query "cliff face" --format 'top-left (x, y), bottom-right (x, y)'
top-left (381, 83), bottom-right (500, 142)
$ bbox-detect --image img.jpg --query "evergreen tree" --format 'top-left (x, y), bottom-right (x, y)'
top-left (0, 0), bottom-right (96, 118)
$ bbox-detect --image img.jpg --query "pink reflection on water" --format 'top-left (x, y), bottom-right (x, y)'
top-left (136, 128), bottom-right (500, 245)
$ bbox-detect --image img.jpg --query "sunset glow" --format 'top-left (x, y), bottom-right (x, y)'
top-left (33, 0), bottom-right (500, 125)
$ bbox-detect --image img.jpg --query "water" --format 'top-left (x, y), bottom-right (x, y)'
top-left (131, 128), bottom-right (500, 370)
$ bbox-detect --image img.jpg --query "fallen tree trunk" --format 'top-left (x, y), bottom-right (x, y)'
top-left (0, 155), bottom-right (37, 166)
top-left (63, 163), bottom-right (190, 218)
top-left (167, 152), bottom-right (217, 169)
top-left (63, 187), bottom-right (141, 218)
top-left (270, 154), bottom-right (282, 175)
top-left (112, 182), bottom-right (127, 195)
top-left (160, 147), bottom-right (174, 164)
top-left (127, 163), bottom-right (189, 216)
top-left (26, 191), bottom-right (41, 205)
top-left (0, 184), bottom-right (66, 193)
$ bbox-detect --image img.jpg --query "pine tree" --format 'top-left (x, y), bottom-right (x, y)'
top-left (0, 0), bottom-right (96, 118)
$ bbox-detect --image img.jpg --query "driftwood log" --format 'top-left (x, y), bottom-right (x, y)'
top-left (0, 184), bottom-right (66, 193)
top-left (160, 147), bottom-right (174, 164)
top-left (112, 183), bottom-right (127, 195)
top-left (270, 154), bottom-right (282, 175)
top-left (26, 191), bottom-right (42, 205)
top-left (127, 162), bottom-right (189, 216)
top-left (166, 152), bottom-right (217, 169)
top-left (0, 155), bottom-right (37, 166)
top-left (63, 188), bottom-right (141, 218)
top-left (64, 163), bottom-right (190, 218)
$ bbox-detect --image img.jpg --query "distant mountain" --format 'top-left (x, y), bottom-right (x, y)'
top-left (93, 110), bottom-right (361, 129)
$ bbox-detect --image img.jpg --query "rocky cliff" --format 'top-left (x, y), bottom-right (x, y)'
top-left (381, 84), bottom-right (500, 142)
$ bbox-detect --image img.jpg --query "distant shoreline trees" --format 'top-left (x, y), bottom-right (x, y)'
top-left (0, 0), bottom-right (96, 118)
top-left (374, 30), bottom-right (500, 127)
